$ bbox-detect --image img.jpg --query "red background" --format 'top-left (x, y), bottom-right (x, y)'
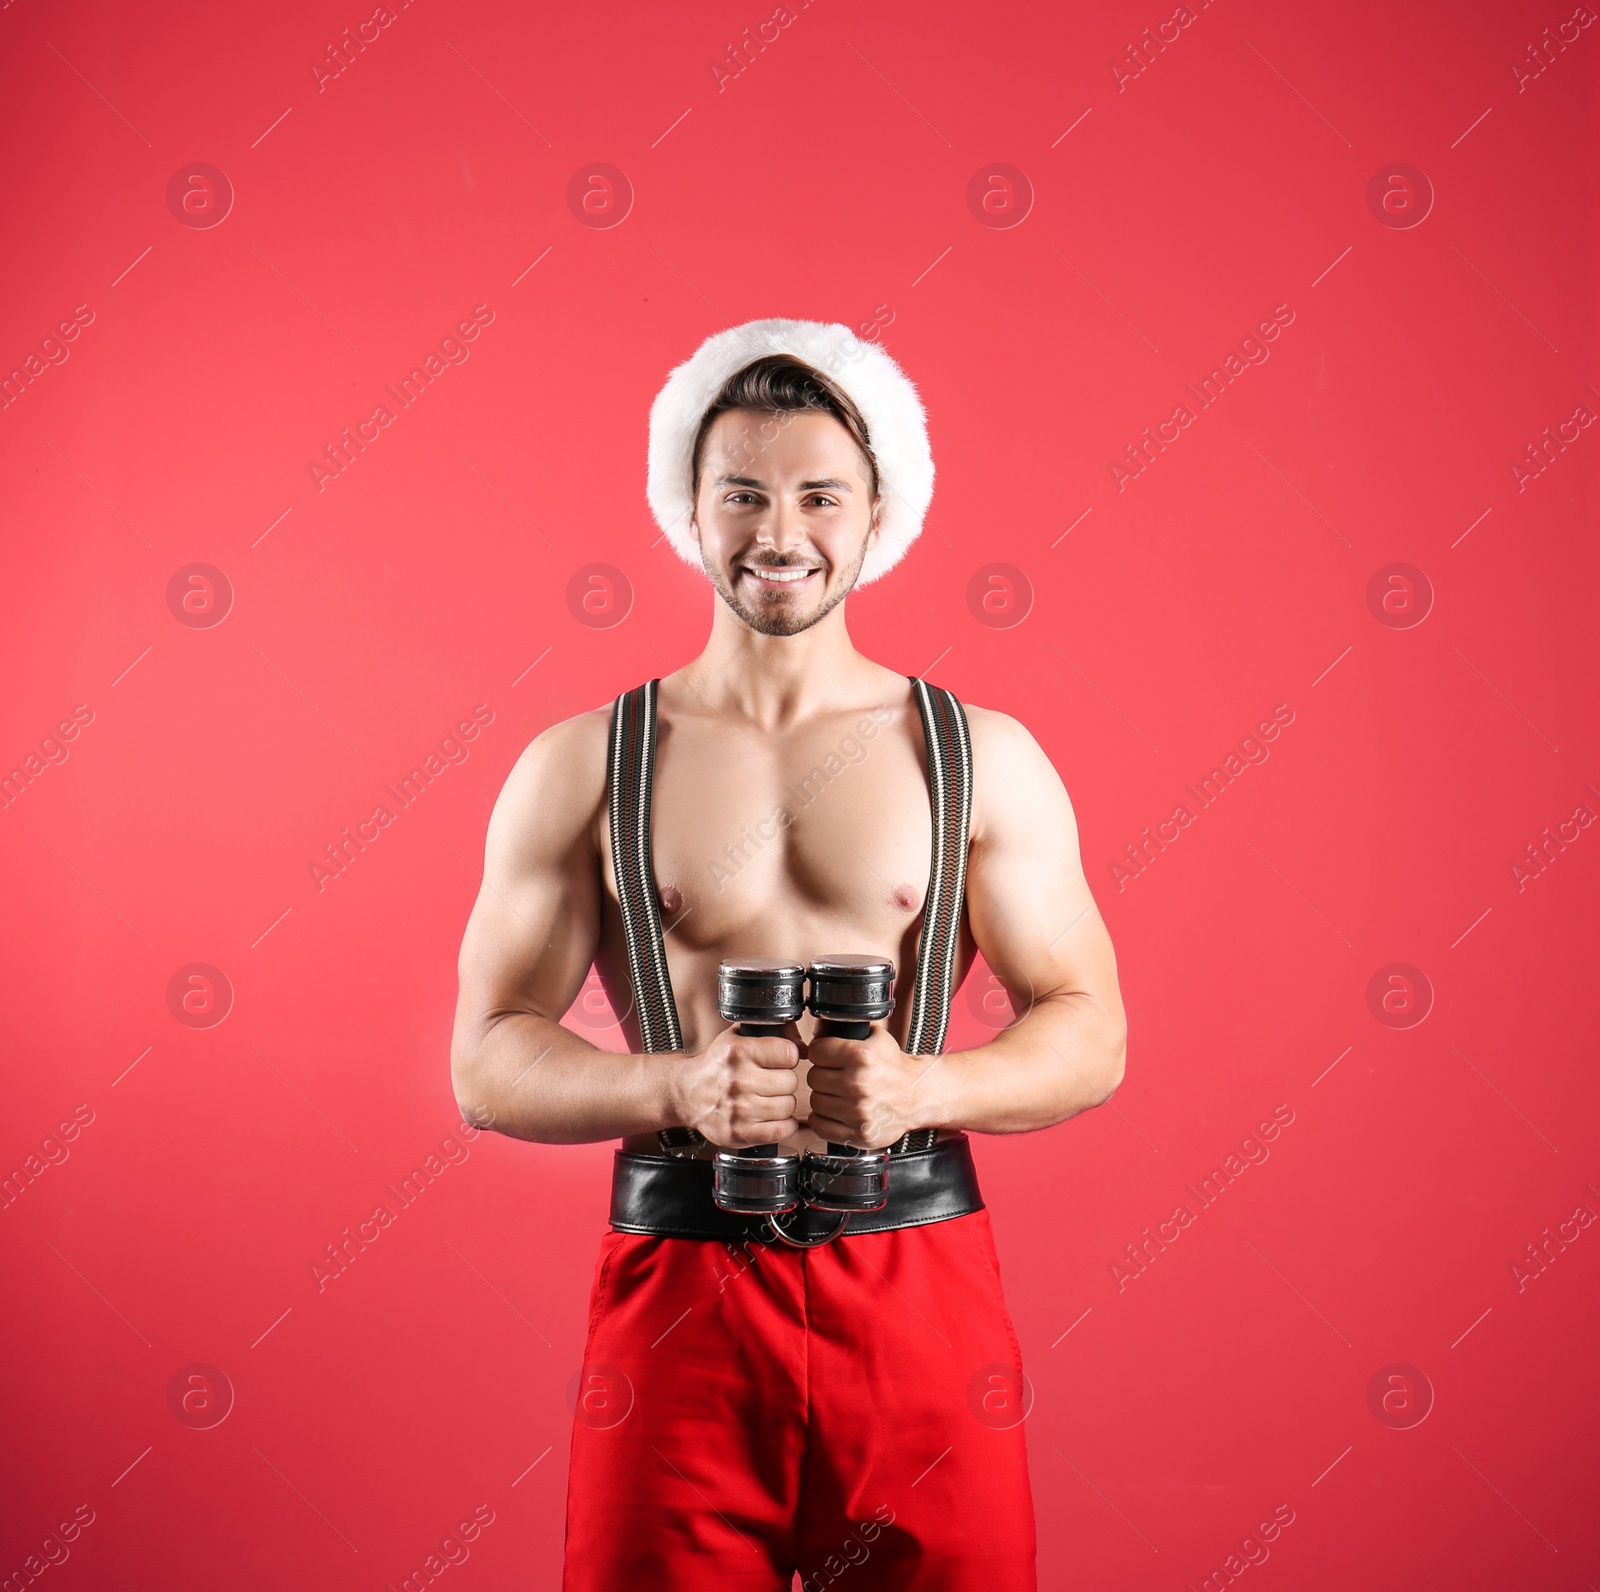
top-left (2, 0), bottom-right (1596, 1585)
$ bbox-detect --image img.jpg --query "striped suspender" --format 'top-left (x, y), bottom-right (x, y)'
top-left (606, 676), bottom-right (973, 1160)
top-left (607, 681), bottom-right (683, 1051)
top-left (606, 682), bottom-right (702, 1155)
top-left (893, 677), bottom-right (974, 1154)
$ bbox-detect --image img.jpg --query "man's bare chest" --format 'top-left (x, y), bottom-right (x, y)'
top-left (639, 706), bottom-right (934, 956)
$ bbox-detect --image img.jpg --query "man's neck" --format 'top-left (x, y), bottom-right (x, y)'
top-left (675, 593), bottom-right (891, 729)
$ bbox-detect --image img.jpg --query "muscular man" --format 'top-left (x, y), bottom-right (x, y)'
top-left (450, 320), bottom-right (1126, 1589)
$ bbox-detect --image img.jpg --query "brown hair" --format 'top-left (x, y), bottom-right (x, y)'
top-left (690, 353), bottom-right (879, 502)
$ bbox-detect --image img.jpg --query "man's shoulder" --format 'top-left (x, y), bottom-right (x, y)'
top-left (534, 701), bottom-right (619, 777)
top-left (959, 702), bottom-right (1043, 761)
top-left (957, 701), bottom-right (1073, 826)
top-left (491, 705), bottom-right (613, 845)
top-left (539, 701), bottom-right (614, 745)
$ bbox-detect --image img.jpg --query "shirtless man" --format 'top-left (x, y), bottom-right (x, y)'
top-left (450, 320), bottom-right (1127, 1589)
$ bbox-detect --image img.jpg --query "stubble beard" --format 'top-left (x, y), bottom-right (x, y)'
top-left (704, 535), bottom-right (872, 638)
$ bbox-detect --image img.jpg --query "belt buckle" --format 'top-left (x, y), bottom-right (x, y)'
top-left (765, 1207), bottom-right (851, 1248)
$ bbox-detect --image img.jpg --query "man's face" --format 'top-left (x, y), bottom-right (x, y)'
top-left (692, 408), bottom-right (880, 637)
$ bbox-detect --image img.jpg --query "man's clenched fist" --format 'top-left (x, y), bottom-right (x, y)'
top-left (805, 1027), bottom-right (928, 1150)
top-left (673, 1027), bottom-right (800, 1148)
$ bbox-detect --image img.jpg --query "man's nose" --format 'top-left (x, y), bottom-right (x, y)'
top-left (756, 495), bottom-right (810, 555)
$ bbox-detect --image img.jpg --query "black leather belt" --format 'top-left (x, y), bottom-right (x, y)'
top-left (609, 1134), bottom-right (984, 1246)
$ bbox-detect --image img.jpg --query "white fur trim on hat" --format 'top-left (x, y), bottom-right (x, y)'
top-left (646, 318), bottom-right (934, 587)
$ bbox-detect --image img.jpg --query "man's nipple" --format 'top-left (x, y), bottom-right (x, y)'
top-left (660, 885), bottom-right (684, 916)
top-left (892, 884), bottom-right (920, 912)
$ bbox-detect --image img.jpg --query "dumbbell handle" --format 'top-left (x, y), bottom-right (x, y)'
top-left (815, 1017), bottom-right (872, 1157)
top-left (736, 1021), bottom-right (787, 1156)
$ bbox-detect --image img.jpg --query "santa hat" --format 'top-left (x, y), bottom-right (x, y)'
top-left (646, 318), bottom-right (934, 587)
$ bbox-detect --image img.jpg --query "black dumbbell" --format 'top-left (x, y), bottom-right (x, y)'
top-left (710, 959), bottom-right (804, 1215)
top-left (802, 955), bottom-right (893, 1213)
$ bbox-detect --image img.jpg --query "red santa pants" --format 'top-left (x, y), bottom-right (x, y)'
top-left (562, 1209), bottom-right (1036, 1589)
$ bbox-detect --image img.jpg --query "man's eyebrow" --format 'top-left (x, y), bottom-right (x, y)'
top-left (713, 475), bottom-right (854, 493)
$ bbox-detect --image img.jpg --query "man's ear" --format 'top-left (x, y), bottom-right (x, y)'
top-left (866, 499), bottom-right (883, 542)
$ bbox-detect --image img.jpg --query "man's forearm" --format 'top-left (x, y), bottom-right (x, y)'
top-left (917, 991), bottom-right (1126, 1136)
top-left (453, 1013), bottom-right (683, 1144)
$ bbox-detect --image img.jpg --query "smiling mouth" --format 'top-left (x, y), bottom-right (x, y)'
top-left (742, 565), bottom-right (821, 589)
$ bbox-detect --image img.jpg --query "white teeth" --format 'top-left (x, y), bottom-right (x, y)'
top-left (748, 568), bottom-right (815, 583)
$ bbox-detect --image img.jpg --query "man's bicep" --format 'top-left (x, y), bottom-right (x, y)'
top-left (459, 851), bottom-right (599, 1028)
top-left (456, 727), bottom-right (605, 1035)
top-left (964, 713), bottom-right (1120, 1009)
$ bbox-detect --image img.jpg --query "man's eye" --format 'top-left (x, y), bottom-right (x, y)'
top-left (806, 496), bottom-right (838, 508)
